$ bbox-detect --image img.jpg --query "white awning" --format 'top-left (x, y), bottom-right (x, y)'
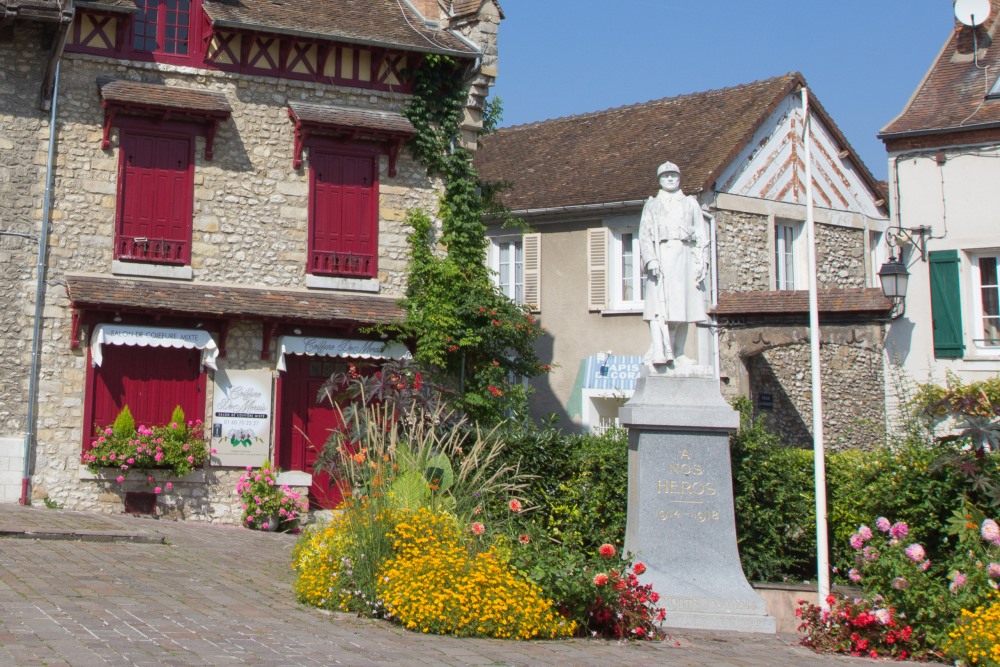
top-left (276, 335), bottom-right (410, 372)
top-left (90, 324), bottom-right (220, 370)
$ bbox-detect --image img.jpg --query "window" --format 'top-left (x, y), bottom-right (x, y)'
top-left (308, 144), bottom-right (378, 278)
top-left (115, 125), bottom-right (195, 266)
top-left (972, 253), bottom-right (1000, 351)
top-left (488, 233), bottom-right (540, 309)
top-left (85, 345), bottom-right (206, 448)
top-left (132, 0), bottom-right (195, 59)
top-left (490, 237), bottom-right (523, 303)
top-left (609, 227), bottom-right (645, 310)
top-left (774, 221), bottom-right (802, 290)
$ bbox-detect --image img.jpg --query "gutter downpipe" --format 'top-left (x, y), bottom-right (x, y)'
top-left (21, 59), bottom-right (62, 505)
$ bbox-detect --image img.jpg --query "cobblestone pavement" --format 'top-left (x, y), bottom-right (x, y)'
top-left (0, 505), bottom-right (924, 666)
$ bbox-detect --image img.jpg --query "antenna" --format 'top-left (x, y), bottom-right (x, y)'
top-left (955, 0), bottom-right (991, 26)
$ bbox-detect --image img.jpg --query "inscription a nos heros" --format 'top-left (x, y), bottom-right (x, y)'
top-left (656, 449), bottom-right (720, 523)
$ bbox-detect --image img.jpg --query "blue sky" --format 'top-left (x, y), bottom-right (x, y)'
top-left (490, 1), bottom-right (958, 181)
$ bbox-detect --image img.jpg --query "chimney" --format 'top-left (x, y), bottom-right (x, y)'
top-left (407, 0), bottom-right (443, 23)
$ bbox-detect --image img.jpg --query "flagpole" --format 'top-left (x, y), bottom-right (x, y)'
top-left (802, 86), bottom-right (830, 606)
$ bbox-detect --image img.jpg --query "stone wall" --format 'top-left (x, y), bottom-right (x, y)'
top-left (714, 208), bottom-right (868, 292)
top-left (27, 52), bottom-right (449, 520)
top-left (718, 323), bottom-right (885, 451)
top-left (715, 210), bottom-right (771, 292)
top-left (0, 22), bottom-right (51, 446)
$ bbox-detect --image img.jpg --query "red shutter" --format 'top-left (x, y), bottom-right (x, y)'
top-left (309, 147), bottom-right (377, 277)
top-left (117, 130), bottom-right (193, 265)
top-left (87, 346), bottom-right (205, 443)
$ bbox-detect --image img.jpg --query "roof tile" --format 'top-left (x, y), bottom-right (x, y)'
top-left (474, 75), bottom-right (801, 211)
top-left (288, 102), bottom-right (414, 136)
top-left (882, 1), bottom-right (1000, 137)
top-left (711, 288), bottom-right (891, 317)
top-left (66, 274), bottom-right (404, 326)
top-left (98, 78), bottom-right (231, 115)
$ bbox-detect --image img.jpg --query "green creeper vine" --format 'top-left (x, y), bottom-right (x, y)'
top-left (396, 54), bottom-right (547, 424)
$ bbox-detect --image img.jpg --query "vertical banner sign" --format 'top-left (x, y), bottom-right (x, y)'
top-left (211, 368), bottom-right (273, 468)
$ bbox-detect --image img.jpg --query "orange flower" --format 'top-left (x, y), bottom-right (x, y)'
top-left (598, 543), bottom-right (616, 559)
top-left (593, 573), bottom-right (609, 586)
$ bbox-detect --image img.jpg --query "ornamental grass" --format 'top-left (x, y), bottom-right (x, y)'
top-left (377, 507), bottom-right (576, 639)
top-left (946, 594), bottom-right (1000, 666)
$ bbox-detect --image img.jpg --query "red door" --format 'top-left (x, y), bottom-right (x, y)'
top-left (278, 356), bottom-right (348, 509)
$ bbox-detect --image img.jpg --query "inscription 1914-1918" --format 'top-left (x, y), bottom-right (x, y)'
top-left (656, 449), bottom-right (720, 523)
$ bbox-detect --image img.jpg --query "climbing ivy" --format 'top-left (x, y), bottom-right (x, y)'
top-left (395, 55), bottom-right (547, 424)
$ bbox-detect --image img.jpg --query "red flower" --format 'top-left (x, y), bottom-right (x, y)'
top-left (487, 385), bottom-right (503, 397)
top-left (593, 573), bottom-right (609, 586)
top-left (471, 522), bottom-right (485, 535)
top-left (518, 534), bottom-right (531, 545)
top-left (508, 499), bottom-right (523, 513)
top-left (413, 373), bottom-right (422, 391)
top-left (598, 543), bottom-right (617, 559)
top-left (632, 562), bottom-right (646, 575)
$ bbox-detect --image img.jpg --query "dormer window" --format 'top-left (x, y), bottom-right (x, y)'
top-left (132, 0), bottom-right (197, 60)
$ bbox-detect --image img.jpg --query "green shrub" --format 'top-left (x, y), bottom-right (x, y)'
top-left (730, 398), bottom-right (816, 582)
top-left (491, 421), bottom-right (627, 552)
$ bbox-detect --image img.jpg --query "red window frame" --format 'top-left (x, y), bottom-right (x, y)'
top-left (127, 0), bottom-right (202, 65)
top-left (114, 119), bottom-right (197, 266)
top-left (307, 140), bottom-right (379, 279)
top-left (82, 344), bottom-right (207, 451)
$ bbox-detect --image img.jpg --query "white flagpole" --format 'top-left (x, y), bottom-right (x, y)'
top-left (802, 86), bottom-right (830, 607)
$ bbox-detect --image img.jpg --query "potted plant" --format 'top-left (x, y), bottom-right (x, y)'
top-left (237, 461), bottom-right (309, 531)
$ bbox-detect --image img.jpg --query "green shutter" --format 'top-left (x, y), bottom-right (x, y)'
top-left (929, 250), bottom-right (964, 359)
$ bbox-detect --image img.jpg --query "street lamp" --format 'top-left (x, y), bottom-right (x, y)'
top-left (878, 256), bottom-right (909, 319)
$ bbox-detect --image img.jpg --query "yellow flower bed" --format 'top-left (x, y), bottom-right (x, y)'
top-left (292, 514), bottom-right (354, 611)
top-left (378, 507), bottom-right (576, 639)
top-left (947, 594), bottom-right (1000, 666)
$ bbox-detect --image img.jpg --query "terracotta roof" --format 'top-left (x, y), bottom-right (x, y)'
top-left (98, 78), bottom-right (232, 115)
top-left (452, 0), bottom-right (502, 19)
top-left (881, 0), bottom-right (1000, 138)
top-left (711, 288), bottom-right (891, 317)
top-left (288, 102), bottom-right (415, 136)
top-left (475, 73), bottom-right (880, 212)
top-left (66, 274), bottom-right (404, 326)
top-left (201, 0), bottom-right (476, 56)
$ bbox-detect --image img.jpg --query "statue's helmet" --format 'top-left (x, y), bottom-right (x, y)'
top-left (656, 161), bottom-right (680, 176)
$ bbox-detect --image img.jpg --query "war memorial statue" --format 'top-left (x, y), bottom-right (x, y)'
top-left (620, 162), bottom-right (775, 633)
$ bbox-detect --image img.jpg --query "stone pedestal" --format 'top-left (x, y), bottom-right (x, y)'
top-left (620, 369), bottom-right (775, 633)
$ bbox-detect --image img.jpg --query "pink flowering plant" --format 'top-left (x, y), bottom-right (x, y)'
top-left (837, 505), bottom-right (1000, 651)
top-left (797, 594), bottom-right (915, 660)
top-left (236, 461), bottom-right (308, 531)
top-left (83, 405), bottom-right (210, 480)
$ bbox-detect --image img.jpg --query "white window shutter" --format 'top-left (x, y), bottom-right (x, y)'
top-left (522, 233), bottom-right (541, 312)
top-left (587, 227), bottom-right (609, 311)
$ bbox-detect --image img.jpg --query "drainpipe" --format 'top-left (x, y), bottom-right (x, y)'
top-left (21, 60), bottom-right (62, 505)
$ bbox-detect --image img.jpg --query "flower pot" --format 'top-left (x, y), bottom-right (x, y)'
top-left (261, 513), bottom-right (281, 532)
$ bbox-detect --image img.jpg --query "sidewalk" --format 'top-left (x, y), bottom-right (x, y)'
top-left (0, 504), bottom-right (923, 666)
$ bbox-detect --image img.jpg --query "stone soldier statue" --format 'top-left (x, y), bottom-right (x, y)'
top-left (639, 161), bottom-right (710, 366)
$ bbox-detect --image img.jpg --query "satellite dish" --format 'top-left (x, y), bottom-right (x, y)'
top-left (955, 0), bottom-right (991, 26)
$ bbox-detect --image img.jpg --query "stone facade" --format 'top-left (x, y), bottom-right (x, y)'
top-left (2, 4), bottom-right (500, 520)
top-left (0, 22), bottom-right (51, 445)
top-left (719, 323), bottom-right (885, 451)
top-left (715, 209), bottom-right (867, 293)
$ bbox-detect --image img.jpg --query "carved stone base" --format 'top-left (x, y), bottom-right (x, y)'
top-left (620, 371), bottom-right (775, 634)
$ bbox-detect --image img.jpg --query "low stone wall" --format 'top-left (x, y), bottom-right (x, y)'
top-left (753, 582), bottom-right (862, 635)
